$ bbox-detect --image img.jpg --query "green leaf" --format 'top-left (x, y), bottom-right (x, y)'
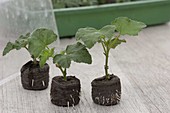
top-left (53, 42), bottom-right (92, 68)
top-left (2, 42), bottom-right (14, 56)
top-left (66, 42), bottom-right (92, 64)
top-left (53, 54), bottom-right (71, 68)
top-left (39, 48), bottom-right (54, 68)
top-left (28, 28), bottom-right (57, 58)
top-left (14, 35), bottom-right (29, 50)
top-left (75, 27), bottom-right (101, 49)
top-left (2, 33), bottom-right (30, 56)
top-left (75, 25), bottom-right (116, 48)
top-left (109, 38), bottom-right (126, 49)
top-left (99, 25), bottom-right (116, 39)
top-left (66, 42), bottom-right (85, 54)
top-left (112, 17), bottom-right (146, 35)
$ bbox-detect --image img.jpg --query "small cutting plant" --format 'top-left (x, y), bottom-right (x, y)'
top-left (75, 17), bottom-right (146, 106)
top-left (76, 17), bottom-right (146, 80)
top-left (3, 28), bottom-right (57, 68)
top-left (53, 42), bottom-right (92, 81)
top-left (50, 42), bottom-right (92, 106)
top-left (3, 28), bottom-right (57, 90)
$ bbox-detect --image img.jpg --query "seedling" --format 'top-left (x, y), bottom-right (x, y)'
top-left (76, 17), bottom-right (146, 80)
top-left (51, 42), bottom-right (92, 106)
top-left (3, 28), bottom-right (57, 67)
top-left (53, 42), bottom-right (92, 81)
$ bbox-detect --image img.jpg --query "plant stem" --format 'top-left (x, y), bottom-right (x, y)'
top-left (31, 55), bottom-right (37, 64)
top-left (63, 68), bottom-right (67, 81)
top-left (24, 46), bottom-right (29, 51)
top-left (33, 57), bottom-right (37, 64)
top-left (105, 46), bottom-right (110, 80)
top-left (101, 42), bottom-right (110, 80)
top-left (101, 34), bottom-right (121, 80)
top-left (46, 46), bottom-right (50, 50)
top-left (58, 65), bottom-right (67, 81)
top-left (25, 46), bottom-right (37, 65)
top-left (101, 42), bottom-right (107, 54)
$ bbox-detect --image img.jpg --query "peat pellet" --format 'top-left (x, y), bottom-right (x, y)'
top-left (91, 74), bottom-right (121, 106)
top-left (20, 61), bottom-right (49, 90)
top-left (50, 76), bottom-right (80, 107)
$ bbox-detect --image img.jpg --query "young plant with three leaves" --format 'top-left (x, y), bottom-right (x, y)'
top-left (51, 42), bottom-right (91, 106)
top-left (53, 42), bottom-right (92, 81)
top-left (3, 28), bottom-right (57, 68)
top-left (76, 17), bottom-right (146, 80)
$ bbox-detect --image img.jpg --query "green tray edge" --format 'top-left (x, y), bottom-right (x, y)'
top-left (53, 0), bottom-right (170, 37)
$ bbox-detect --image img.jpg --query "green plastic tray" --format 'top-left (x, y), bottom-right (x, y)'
top-left (53, 0), bottom-right (170, 37)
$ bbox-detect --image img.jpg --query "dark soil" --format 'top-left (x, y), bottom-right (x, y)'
top-left (91, 74), bottom-right (121, 106)
top-left (20, 61), bottom-right (49, 90)
top-left (50, 76), bottom-right (80, 107)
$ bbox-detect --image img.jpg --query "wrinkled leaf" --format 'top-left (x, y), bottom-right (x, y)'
top-left (76, 26), bottom-right (116, 48)
top-left (2, 33), bottom-right (30, 56)
top-left (28, 28), bottom-right (57, 58)
top-left (2, 42), bottom-right (14, 56)
top-left (14, 35), bottom-right (29, 50)
top-left (112, 17), bottom-right (146, 35)
top-left (76, 27), bottom-right (100, 49)
top-left (53, 54), bottom-right (71, 68)
top-left (53, 42), bottom-right (92, 68)
top-left (109, 38), bottom-right (126, 49)
top-left (39, 48), bottom-right (54, 68)
top-left (66, 42), bottom-right (85, 54)
top-left (66, 42), bottom-right (92, 64)
top-left (99, 25), bottom-right (116, 39)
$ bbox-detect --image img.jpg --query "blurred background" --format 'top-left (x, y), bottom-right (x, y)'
top-left (1, 0), bottom-right (170, 39)
top-left (0, 0), bottom-right (57, 40)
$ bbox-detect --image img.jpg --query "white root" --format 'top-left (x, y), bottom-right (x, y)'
top-left (42, 81), bottom-right (45, 86)
top-left (32, 79), bottom-right (34, 87)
